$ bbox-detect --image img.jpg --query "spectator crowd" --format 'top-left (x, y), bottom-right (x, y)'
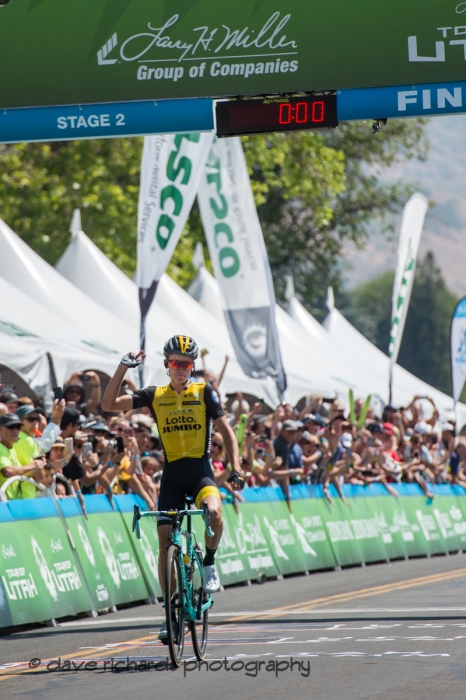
top-left (1, 362), bottom-right (466, 511)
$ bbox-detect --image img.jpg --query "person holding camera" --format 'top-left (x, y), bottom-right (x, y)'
top-left (0, 413), bottom-right (46, 499)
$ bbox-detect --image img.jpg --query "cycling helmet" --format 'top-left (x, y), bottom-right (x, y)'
top-left (163, 335), bottom-right (199, 361)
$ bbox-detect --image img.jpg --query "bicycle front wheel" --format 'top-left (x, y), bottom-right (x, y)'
top-left (165, 545), bottom-right (185, 667)
top-left (189, 546), bottom-right (209, 661)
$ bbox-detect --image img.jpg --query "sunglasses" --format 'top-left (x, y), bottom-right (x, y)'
top-left (5, 424), bottom-right (21, 430)
top-left (211, 441), bottom-right (223, 449)
top-left (167, 359), bottom-right (194, 370)
top-left (26, 416), bottom-right (40, 422)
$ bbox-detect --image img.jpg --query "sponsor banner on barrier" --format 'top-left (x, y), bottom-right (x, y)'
top-left (58, 498), bottom-right (115, 609)
top-left (211, 505), bottom-right (255, 586)
top-left (81, 496), bottom-right (149, 606)
top-left (362, 496), bottom-right (410, 561)
top-left (4, 490), bottom-right (466, 629)
top-left (115, 495), bottom-right (162, 599)
top-left (0, 500), bottom-right (93, 627)
top-left (227, 503), bottom-right (280, 581)
top-left (322, 497), bottom-right (380, 567)
top-left (260, 497), bottom-right (309, 576)
top-left (289, 499), bottom-right (338, 572)
top-left (0, 503), bottom-right (46, 628)
top-left (432, 494), bottom-right (466, 552)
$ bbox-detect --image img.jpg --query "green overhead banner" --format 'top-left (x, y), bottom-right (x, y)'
top-left (0, 0), bottom-right (465, 109)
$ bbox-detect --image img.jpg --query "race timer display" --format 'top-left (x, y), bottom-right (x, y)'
top-left (216, 95), bottom-right (338, 137)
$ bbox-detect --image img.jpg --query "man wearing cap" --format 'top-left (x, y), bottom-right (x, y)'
top-left (0, 414), bottom-right (46, 499)
top-left (302, 413), bottom-right (325, 436)
top-left (48, 436), bottom-right (66, 473)
top-left (89, 420), bottom-right (112, 440)
top-left (2, 392), bottom-right (19, 414)
top-left (15, 400), bottom-right (66, 462)
top-left (63, 371), bottom-right (101, 416)
top-left (14, 405), bottom-right (42, 467)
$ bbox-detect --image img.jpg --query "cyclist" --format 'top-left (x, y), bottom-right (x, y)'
top-left (102, 335), bottom-right (244, 640)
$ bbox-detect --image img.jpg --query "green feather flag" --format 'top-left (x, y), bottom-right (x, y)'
top-left (357, 395), bottom-right (372, 429)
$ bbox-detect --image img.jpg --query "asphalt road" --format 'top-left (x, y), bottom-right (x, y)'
top-left (3, 554), bottom-right (466, 699)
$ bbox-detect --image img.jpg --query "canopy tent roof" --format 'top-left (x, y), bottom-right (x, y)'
top-left (188, 264), bottom-right (223, 321)
top-left (54, 218), bottom-right (367, 403)
top-left (0, 275), bottom-right (122, 385)
top-left (0, 218), bottom-right (162, 388)
top-left (0, 330), bottom-right (51, 398)
top-left (54, 219), bottom-right (282, 405)
top-left (188, 266), bottom-right (389, 402)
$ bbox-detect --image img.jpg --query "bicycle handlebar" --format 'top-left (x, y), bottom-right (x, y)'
top-left (132, 503), bottom-right (215, 539)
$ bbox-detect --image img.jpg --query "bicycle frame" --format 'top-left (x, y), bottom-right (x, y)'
top-left (132, 503), bottom-right (214, 622)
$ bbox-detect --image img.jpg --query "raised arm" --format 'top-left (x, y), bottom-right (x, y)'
top-left (217, 355), bottom-right (229, 389)
top-left (101, 352), bottom-right (145, 412)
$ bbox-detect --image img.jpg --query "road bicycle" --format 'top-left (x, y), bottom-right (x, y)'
top-left (132, 498), bottom-right (214, 667)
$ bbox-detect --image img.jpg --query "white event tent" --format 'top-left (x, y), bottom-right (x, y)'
top-left (0, 330), bottom-right (51, 398)
top-left (0, 218), bottom-right (162, 388)
top-left (54, 215), bottom-right (283, 405)
top-left (188, 264), bottom-right (392, 402)
top-left (0, 275), bottom-right (124, 387)
top-left (54, 215), bottom-right (369, 403)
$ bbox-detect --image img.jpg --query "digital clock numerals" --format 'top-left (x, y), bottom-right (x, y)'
top-left (278, 101), bottom-right (325, 125)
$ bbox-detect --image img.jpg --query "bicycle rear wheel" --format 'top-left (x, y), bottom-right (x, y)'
top-left (189, 546), bottom-right (209, 661)
top-left (165, 545), bottom-right (185, 667)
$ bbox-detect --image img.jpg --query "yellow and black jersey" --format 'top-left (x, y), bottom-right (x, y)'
top-left (132, 381), bottom-right (224, 463)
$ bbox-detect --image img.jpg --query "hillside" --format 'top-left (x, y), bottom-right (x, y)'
top-left (345, 114), bottom-right (466, 296)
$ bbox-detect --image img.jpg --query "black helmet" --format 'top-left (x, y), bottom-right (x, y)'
top-left (163, 335), bottom-right (199, 361)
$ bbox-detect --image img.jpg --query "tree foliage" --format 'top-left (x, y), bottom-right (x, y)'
top-left (0, 139), bottom-right (142, 272)
top-left (245, 119), bottom-right (428, 314)
top-left (0, 117), bottom-right (428, 304)
top-left (340, 252), bottom-right (458, 396)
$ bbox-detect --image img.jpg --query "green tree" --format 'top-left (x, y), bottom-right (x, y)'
top-left (340, 270), bottom-right (393, 351)
top-left (340, 252), bottom-right (458, 395)
top-left (0, 139), bottom-right (142, 273)
top-left (246, 119), bottom-right (428, 315)
top-left (0, 117), bottom-right (427, 301)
